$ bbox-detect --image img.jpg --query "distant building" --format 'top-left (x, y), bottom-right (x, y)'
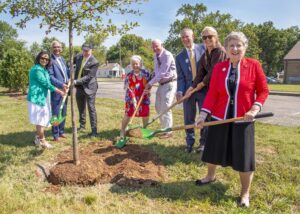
top-left (284, 41), bottom-right (300, 84)
top-left (97, 62), bottom-right (124, 78)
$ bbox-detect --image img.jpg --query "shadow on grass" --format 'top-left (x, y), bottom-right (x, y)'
top-left (109, 180), bottom-right (233, 203)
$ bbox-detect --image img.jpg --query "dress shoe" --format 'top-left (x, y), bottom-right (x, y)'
top-left (195, 178), bottom-right (216, 186)
top-left (185, 145), bottom-right (193, 153)
top-left (59, 134), bottom-right (67, 138)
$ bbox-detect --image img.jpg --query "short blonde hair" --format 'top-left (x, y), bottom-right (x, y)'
top-left (224, 31), bottom-right (248, 49)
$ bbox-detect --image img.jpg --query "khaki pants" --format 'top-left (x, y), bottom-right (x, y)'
top-left (155, 81), bottom-right (177, 129)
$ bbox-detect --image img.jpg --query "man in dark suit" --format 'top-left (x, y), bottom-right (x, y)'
top-left (175, 28), bottom-right (206, 153)
top-left (48, 40), bottom-right (70, 141)
top-left (74, 43), bottom-right (99, 137)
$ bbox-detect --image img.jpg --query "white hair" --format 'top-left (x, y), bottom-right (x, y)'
top-left (181, 27), bottom-right (193, 36)
top-left (130, 55), bottom-right (142, 65)
top-left (224, 31), bottom-right (249, 49)
top-left (152, 39), bottom-right (162, 45)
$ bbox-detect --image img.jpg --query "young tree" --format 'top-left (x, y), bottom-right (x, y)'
top-left (0, 0), bottom-right (147, 165)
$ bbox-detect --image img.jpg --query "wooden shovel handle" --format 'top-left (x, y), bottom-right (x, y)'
top-left (171, 112), bottom-right (274, 131)
top-left (128, 92), bottom-right (145, 124)
top-left (148, 88), bottom-right (198, 124)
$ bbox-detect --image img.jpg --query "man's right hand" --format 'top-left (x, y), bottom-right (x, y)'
top-left (185, 87), bottom-right (194, 98)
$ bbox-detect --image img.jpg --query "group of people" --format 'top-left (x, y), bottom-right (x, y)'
top-left (27, 26), bottom-right (269, 208)
top-left (27, 41), bottom-right (100, 148)
top-left (119, 27), bottom-right (269, 208)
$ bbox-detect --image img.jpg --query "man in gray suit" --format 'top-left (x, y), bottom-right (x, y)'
top-left (175, 28), bottom-right (206, 153)
top-left (74, 43), bottom-right (99, 137)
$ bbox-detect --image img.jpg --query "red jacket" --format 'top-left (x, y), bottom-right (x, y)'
top-left (202, 58), bottom-right (269, 120)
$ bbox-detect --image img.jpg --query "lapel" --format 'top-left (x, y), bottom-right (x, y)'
top-left (52, 54), bottom-right (67, 81)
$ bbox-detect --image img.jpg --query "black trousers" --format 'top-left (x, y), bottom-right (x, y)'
top-left (75, 87), bottom-right (97, 132)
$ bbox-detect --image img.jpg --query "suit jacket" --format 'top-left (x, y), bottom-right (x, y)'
top-left (48, 54), bottom-right (70, 102)
top-left (202, 58), bottom-right (269, 120)
top-left (27, 64), bottom-right (56, 106)
top-left (74, 54), bottom-right (99, 95)
top-left (176, 44), bottom-right (206, 94)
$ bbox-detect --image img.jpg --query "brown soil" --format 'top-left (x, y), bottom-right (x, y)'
top-left (48, 141), bottom-right (166, 187)
top-left (127, 128), bottom-right (143, 138)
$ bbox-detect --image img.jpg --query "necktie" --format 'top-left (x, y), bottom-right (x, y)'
top-left (189, 48), bottom-right (197, 80)
top-left (77, 57), bottom-right (86, 79)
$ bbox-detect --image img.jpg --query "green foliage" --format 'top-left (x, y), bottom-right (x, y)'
top-left (0, 48), bottom-right (33, 93)
top-left (107, 34), bottom-right (153, 70)
top-left (165, 3), bottom-right (242, 55)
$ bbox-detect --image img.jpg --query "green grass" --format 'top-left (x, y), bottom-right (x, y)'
top-left (268, 84), bottom-right (300, 93)
top-left (0, 87), bottom-right (299, 213)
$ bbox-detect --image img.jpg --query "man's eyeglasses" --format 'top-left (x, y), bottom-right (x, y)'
top-left (202, 35), bottom-right (214, 40)
top-left (40, 57), bottom-right (50, 62)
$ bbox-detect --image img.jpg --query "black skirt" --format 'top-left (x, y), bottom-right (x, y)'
top-left (201, 119), bottom-right (255, 172)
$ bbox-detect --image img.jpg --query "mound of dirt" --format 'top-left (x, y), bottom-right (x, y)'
top-left (48, 141), bottom-right (166, 187)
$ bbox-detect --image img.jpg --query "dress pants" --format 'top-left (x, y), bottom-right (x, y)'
top-left (75, 87), bottom-right (97, 132)
top-left (183, 88), bottom-right (208, 147)
top-left (155, 81), bottom-right (177, 129)
top-left (51, 96), bottom-right (68, 138)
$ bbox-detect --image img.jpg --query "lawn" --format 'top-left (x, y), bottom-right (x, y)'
top-left (0, 88), bottom-right (299, 213)
top-left (268, 84), bottom-right (300, 93)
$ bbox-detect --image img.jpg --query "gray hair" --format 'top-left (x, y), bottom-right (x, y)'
top-left (181, 27), bottom-right (193, 36)
top-left (152, 39), bottom-right (162, 46)
top-left (51, 40), bottom-right (61, 48)
top-left (224, 31), bottom-right (248, 49)
top-left (130, 55), bottom-right (142, 65)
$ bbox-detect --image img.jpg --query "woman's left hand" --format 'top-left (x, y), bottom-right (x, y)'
top-left (244, 105), bottom-right (260, 121)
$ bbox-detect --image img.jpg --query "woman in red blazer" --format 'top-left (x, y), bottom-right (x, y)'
top-left (195, 32), bottom-right (269, 208)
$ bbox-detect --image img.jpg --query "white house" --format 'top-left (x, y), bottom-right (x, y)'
top-left (97, 63), bottom-right (124, 78)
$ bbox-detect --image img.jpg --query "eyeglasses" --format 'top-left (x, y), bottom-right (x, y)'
top-left (202, 35), bottom-right (214, 40)
top-left (40, 57), bottom-right (49, 62)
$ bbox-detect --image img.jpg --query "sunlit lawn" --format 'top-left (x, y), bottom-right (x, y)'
top-left (268, 84), bottom-right (300, 93)
top-left (0, 87), bottom-right (299, 213)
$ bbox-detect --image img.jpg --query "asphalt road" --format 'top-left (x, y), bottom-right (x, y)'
top-left (97, 81), bottom-right (300, 127)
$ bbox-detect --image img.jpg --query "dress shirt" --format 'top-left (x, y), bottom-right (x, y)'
top-left (148, 48), bottom-right (177, 86)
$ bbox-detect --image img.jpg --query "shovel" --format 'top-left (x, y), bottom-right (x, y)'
top-left (50, 81), bottom-right (70, 126)
top-left (145, 88), bottom-right (199, 128)
top-left (115, 92), bottom-right (146, 148)
top-left (138, 112), bottom-right (274, 139)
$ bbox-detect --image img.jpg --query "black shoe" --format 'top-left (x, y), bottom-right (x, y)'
top-left (185, 145), bottom-right (193, 153)
top-left (77, 127), bottom-right (86, 132)
top-left (195, 178), bottom-right (216, 186)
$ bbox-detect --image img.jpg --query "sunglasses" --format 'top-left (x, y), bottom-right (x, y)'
top-left (202, 35), bottom-right (214, 40)
top-left (40, 57), bottom-right (50, 61)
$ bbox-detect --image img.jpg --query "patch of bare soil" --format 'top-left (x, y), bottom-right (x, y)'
top-left (48, 141), bottom-right (166, 187)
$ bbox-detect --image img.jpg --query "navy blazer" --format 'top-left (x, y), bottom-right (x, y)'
top-left (48, 54), bottom-right (70, 101)
top-left (176, 44), bottom-right (206, 94)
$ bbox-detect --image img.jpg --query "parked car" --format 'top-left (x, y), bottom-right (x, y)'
top-left (266, 76), bottom-right (279, 84)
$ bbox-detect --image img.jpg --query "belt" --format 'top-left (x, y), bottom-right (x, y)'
top-left (159, 78), bottom-right (177, 86)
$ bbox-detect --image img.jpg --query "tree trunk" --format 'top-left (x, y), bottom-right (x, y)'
top-left (68, 20), bottom-right (80, 165)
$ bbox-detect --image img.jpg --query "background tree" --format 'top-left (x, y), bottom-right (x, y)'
top-left (0, 20), bottom-right (18, 59)
top-left (164, 3), bottom-right (241, 55)
top-left (0, 47), bottom-right (33, 93)
top-left (106, 34), bottom-right (153, 70)
top-left (1, 0), bottom-right (147, 165)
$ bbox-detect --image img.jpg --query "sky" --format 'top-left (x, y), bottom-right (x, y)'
top-left (1, 0), bottom-right (300, 48)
